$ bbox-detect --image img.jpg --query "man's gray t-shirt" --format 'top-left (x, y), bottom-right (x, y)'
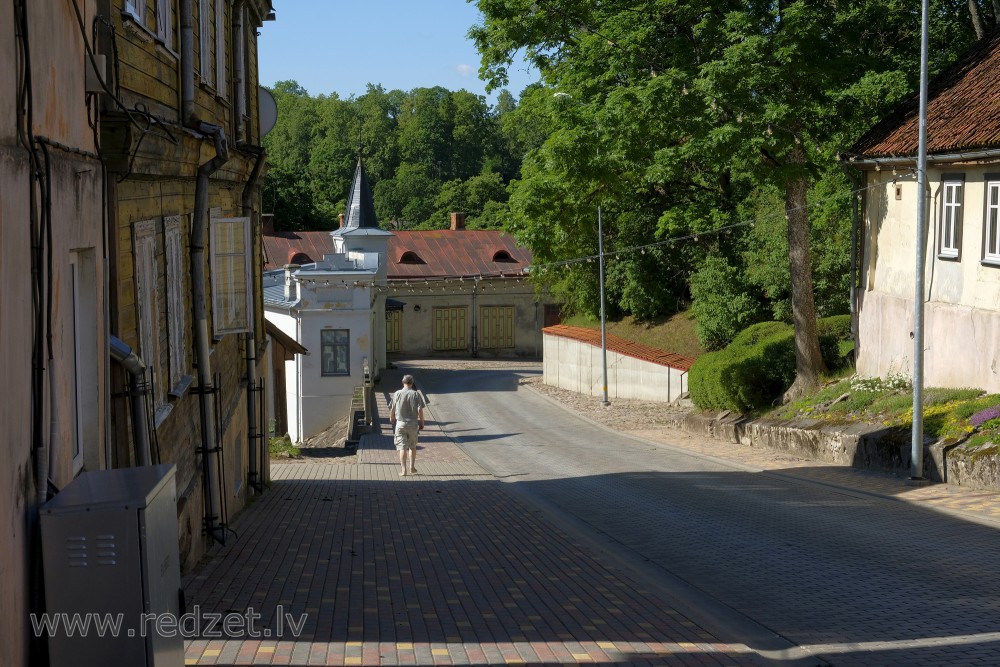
top-left (390, 388), bottom-right (426, 426)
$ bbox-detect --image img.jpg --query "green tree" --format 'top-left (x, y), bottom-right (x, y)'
top-left (471, 0), bottom-right (979, 400)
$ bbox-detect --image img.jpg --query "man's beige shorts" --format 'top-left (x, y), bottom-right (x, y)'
top-left (394, 423), bottom-right (419, 450)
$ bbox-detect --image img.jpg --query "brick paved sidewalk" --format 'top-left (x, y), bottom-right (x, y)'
top-left (182, 377), bottom-right (769, 666)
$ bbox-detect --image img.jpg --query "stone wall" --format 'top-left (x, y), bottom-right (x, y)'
top-left (680, 412), bottom-right (1000, 491)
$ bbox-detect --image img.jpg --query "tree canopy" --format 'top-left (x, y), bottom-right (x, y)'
top-left (471, 0), bottom-right (984, 398)
top-left (262, 83), bottom-right (530, 231)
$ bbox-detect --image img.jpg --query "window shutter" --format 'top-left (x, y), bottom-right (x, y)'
top-left (199, 0), bottom-right (213, 86)
top-left (210, 216), bottom-right (252, 335)
top-left (215, 0), bottom-right (227, 98)
top-left (156, 0), bottom-right (172, 49)
top-left (164, 216), bottom-right (187, 386)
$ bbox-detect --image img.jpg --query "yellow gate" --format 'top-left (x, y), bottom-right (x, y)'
top-left (479, 305), bottom-right (515, 349)
top-left (386, 310), bottom-right (401, 352)
top-left (433, 307), bottom-right (467, 350)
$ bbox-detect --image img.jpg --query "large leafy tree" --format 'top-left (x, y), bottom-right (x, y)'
top-left (263, 81), bottom-right (522, 231)
top-left (471, 0), bottom-right (979, 400)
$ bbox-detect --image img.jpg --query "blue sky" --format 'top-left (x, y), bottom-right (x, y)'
top-left (258, 2), bottom-right (538, 103)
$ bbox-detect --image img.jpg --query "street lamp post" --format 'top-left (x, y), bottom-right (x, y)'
top-left (554, 92), bottom-right (610, 406)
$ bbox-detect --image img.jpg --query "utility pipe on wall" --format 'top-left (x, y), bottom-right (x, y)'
top-left (241, 145), bottom-right (267, 493)
top-left (110, 335), bottom-right (152, 467)
top-left (182, 0), bottom-right (230, 541)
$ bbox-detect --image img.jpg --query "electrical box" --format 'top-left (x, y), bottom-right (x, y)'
top-left (40, 464), bottom-right (184, 667)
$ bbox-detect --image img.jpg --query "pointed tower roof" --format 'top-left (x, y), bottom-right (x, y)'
top-left (333, 159), bottom-right (391, 237)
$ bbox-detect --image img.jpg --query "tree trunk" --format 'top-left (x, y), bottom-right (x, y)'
top-left (782, 160), bottom-right (826, 403)
top-left (970, 0), bottom-right (985, 39)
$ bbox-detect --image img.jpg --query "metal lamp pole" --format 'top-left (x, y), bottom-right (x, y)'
top-left (555, 92), bottom-right (610, 405)
top-left (597, 201), bottom-right (610, 405)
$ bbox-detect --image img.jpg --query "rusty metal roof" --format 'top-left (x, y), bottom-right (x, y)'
top-left (543, 324), bottom-right (697, 372)
top-left (263, 229), bottom-right (533, 279)
top-left (263, 230), bottom-right (335, 268)
top-left (388, 230), bottom-right (530, 279)
top-left (851, 29), bottom-right (1000, 159)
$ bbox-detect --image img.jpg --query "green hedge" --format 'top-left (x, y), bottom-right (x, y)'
top-left (689, 315), bottom-right (853, 413)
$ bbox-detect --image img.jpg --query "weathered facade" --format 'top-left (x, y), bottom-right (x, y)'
top-left (100, 0), bottom-right (275, 570)
top-left (2, 3), bottom-right (107, 663)
top-left (2, 1), bottom-right (275, 664)
top-left (847, 30), bottom-right (1000, 393)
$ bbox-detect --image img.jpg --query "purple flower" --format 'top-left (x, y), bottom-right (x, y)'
top-left (970, 404), bottom-right (1000, 428)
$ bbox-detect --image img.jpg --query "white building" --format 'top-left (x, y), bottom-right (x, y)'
top-left (846, 31), bottom-right (1000, 392)
top-left (263, 160), bottom-right (390, 442)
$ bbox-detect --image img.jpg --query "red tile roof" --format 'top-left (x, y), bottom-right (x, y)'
top-left (852, 29), bottom-right (1000, 158)
top-left (543, 325), bottom-right (697, 372)
top-left (263, 229), bottom-right (532, 279)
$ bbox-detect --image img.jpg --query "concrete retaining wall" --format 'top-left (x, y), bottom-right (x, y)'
top-left (679, 412), bottom-right (1000, 491)
top-left (543, 333), bottom-right (689, 402)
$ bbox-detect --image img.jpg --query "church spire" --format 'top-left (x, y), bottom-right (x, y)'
top-left (342, 157), bottom-right (379, 229)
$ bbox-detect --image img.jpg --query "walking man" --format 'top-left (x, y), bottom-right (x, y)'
top-left (388, 374), bottom-right (426, 476)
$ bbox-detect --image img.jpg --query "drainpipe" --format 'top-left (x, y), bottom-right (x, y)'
top-left (241, 145), bottom-right (266, 493)
top-left (182, 0), bottom-right (230, 542)
top-left (109, 336), bottom-right (152, 466)
top-left (841, 163), bottom-right (862, 356)
top-left (471, 279), bottom-right (478, 358)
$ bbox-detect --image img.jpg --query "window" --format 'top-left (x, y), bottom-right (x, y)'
top-left (124, 0), bottom-right (145, 22)
top-left (134, 219), bottom-right (161, 406)
top-left (985, 180), bottom-right (1000, 265)
top-left (398, 251), bottom-right (424, 264)
top-left (164, 216), bottom-right (190, 392)
top-left (156, 0), bottom-right (172, 49)
top-left (939, 176), bottom-right (964, 259)
top-left (199, 0), bottom-right (214, 86)
top-left (321, 330), bottom-right (350, 376)
top-left (210, 216), bottom-right (253, 335)
top-left (479, 306), bottom-right (515, 349)
top-left (215, 0), bottom-right (227, 97)
top-left (492, 250), bottom-right (516, 263)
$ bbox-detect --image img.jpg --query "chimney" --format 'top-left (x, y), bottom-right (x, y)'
top-left (283, 264), bottom-right (300, 300)
top-left (338, 213), bottom-right (345, 228)
top-left (450, 212), bottom-right (466, 231)
top-left (262, 213), bottom-right (274, 235)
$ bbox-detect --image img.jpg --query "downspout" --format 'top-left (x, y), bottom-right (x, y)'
top-left (109, 336), bottom-right (152, 466)
top-left (841, 163), bottom-right (862, 357)
top-left (241, 145), bottom-right (266, 493)
top-left (471, 279), bottom-right (478, 358)
top-left (182, 0), bottom-right (230, 542)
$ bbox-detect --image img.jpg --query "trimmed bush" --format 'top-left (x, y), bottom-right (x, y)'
top-left (689, 315), bottom-right (853, 413)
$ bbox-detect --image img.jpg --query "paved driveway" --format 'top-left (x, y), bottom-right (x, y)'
top-left (420, 363), bottom-right (1000, 667)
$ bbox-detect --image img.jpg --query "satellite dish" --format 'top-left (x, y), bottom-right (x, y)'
top-left (259, 86), bottom-right (278, 136)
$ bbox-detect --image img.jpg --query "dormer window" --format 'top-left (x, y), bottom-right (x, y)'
top-left (289, 251), bottom-right (313, 265)
top-left (492, 250), bottom-right (516, 263)
top-left (399, 251), bottom-right (425, 264)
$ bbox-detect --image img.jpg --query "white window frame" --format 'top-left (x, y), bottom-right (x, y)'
top-left (215, 0), bottom-right (227, 98)
top-left (210, 216), bottom-right (253, 335)
top-left (134, 219), bottom-right (161, 408)
top-left (199, 0), bottom-right (214, 87)
top-left (164, 216), bottom-right (190, 393)
top-left (124, 0), bottom-right (145, 22)
top-left (320, 329), bottom-right (351, 376)
top-left (939, 177), bottom-right (963, 259)
top-left (985, 180), bottom-right (1000, 265)
top-left (156, 0), bottom-right (172, 50)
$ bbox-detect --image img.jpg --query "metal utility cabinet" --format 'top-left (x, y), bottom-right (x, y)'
top-left (40, 464), bottom-right (184, 667)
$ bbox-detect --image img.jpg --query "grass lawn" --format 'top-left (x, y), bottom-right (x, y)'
top-left (561, 311), bottom-right (705, 359)
top-left (557, 309), bottom-right (1000, 452)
